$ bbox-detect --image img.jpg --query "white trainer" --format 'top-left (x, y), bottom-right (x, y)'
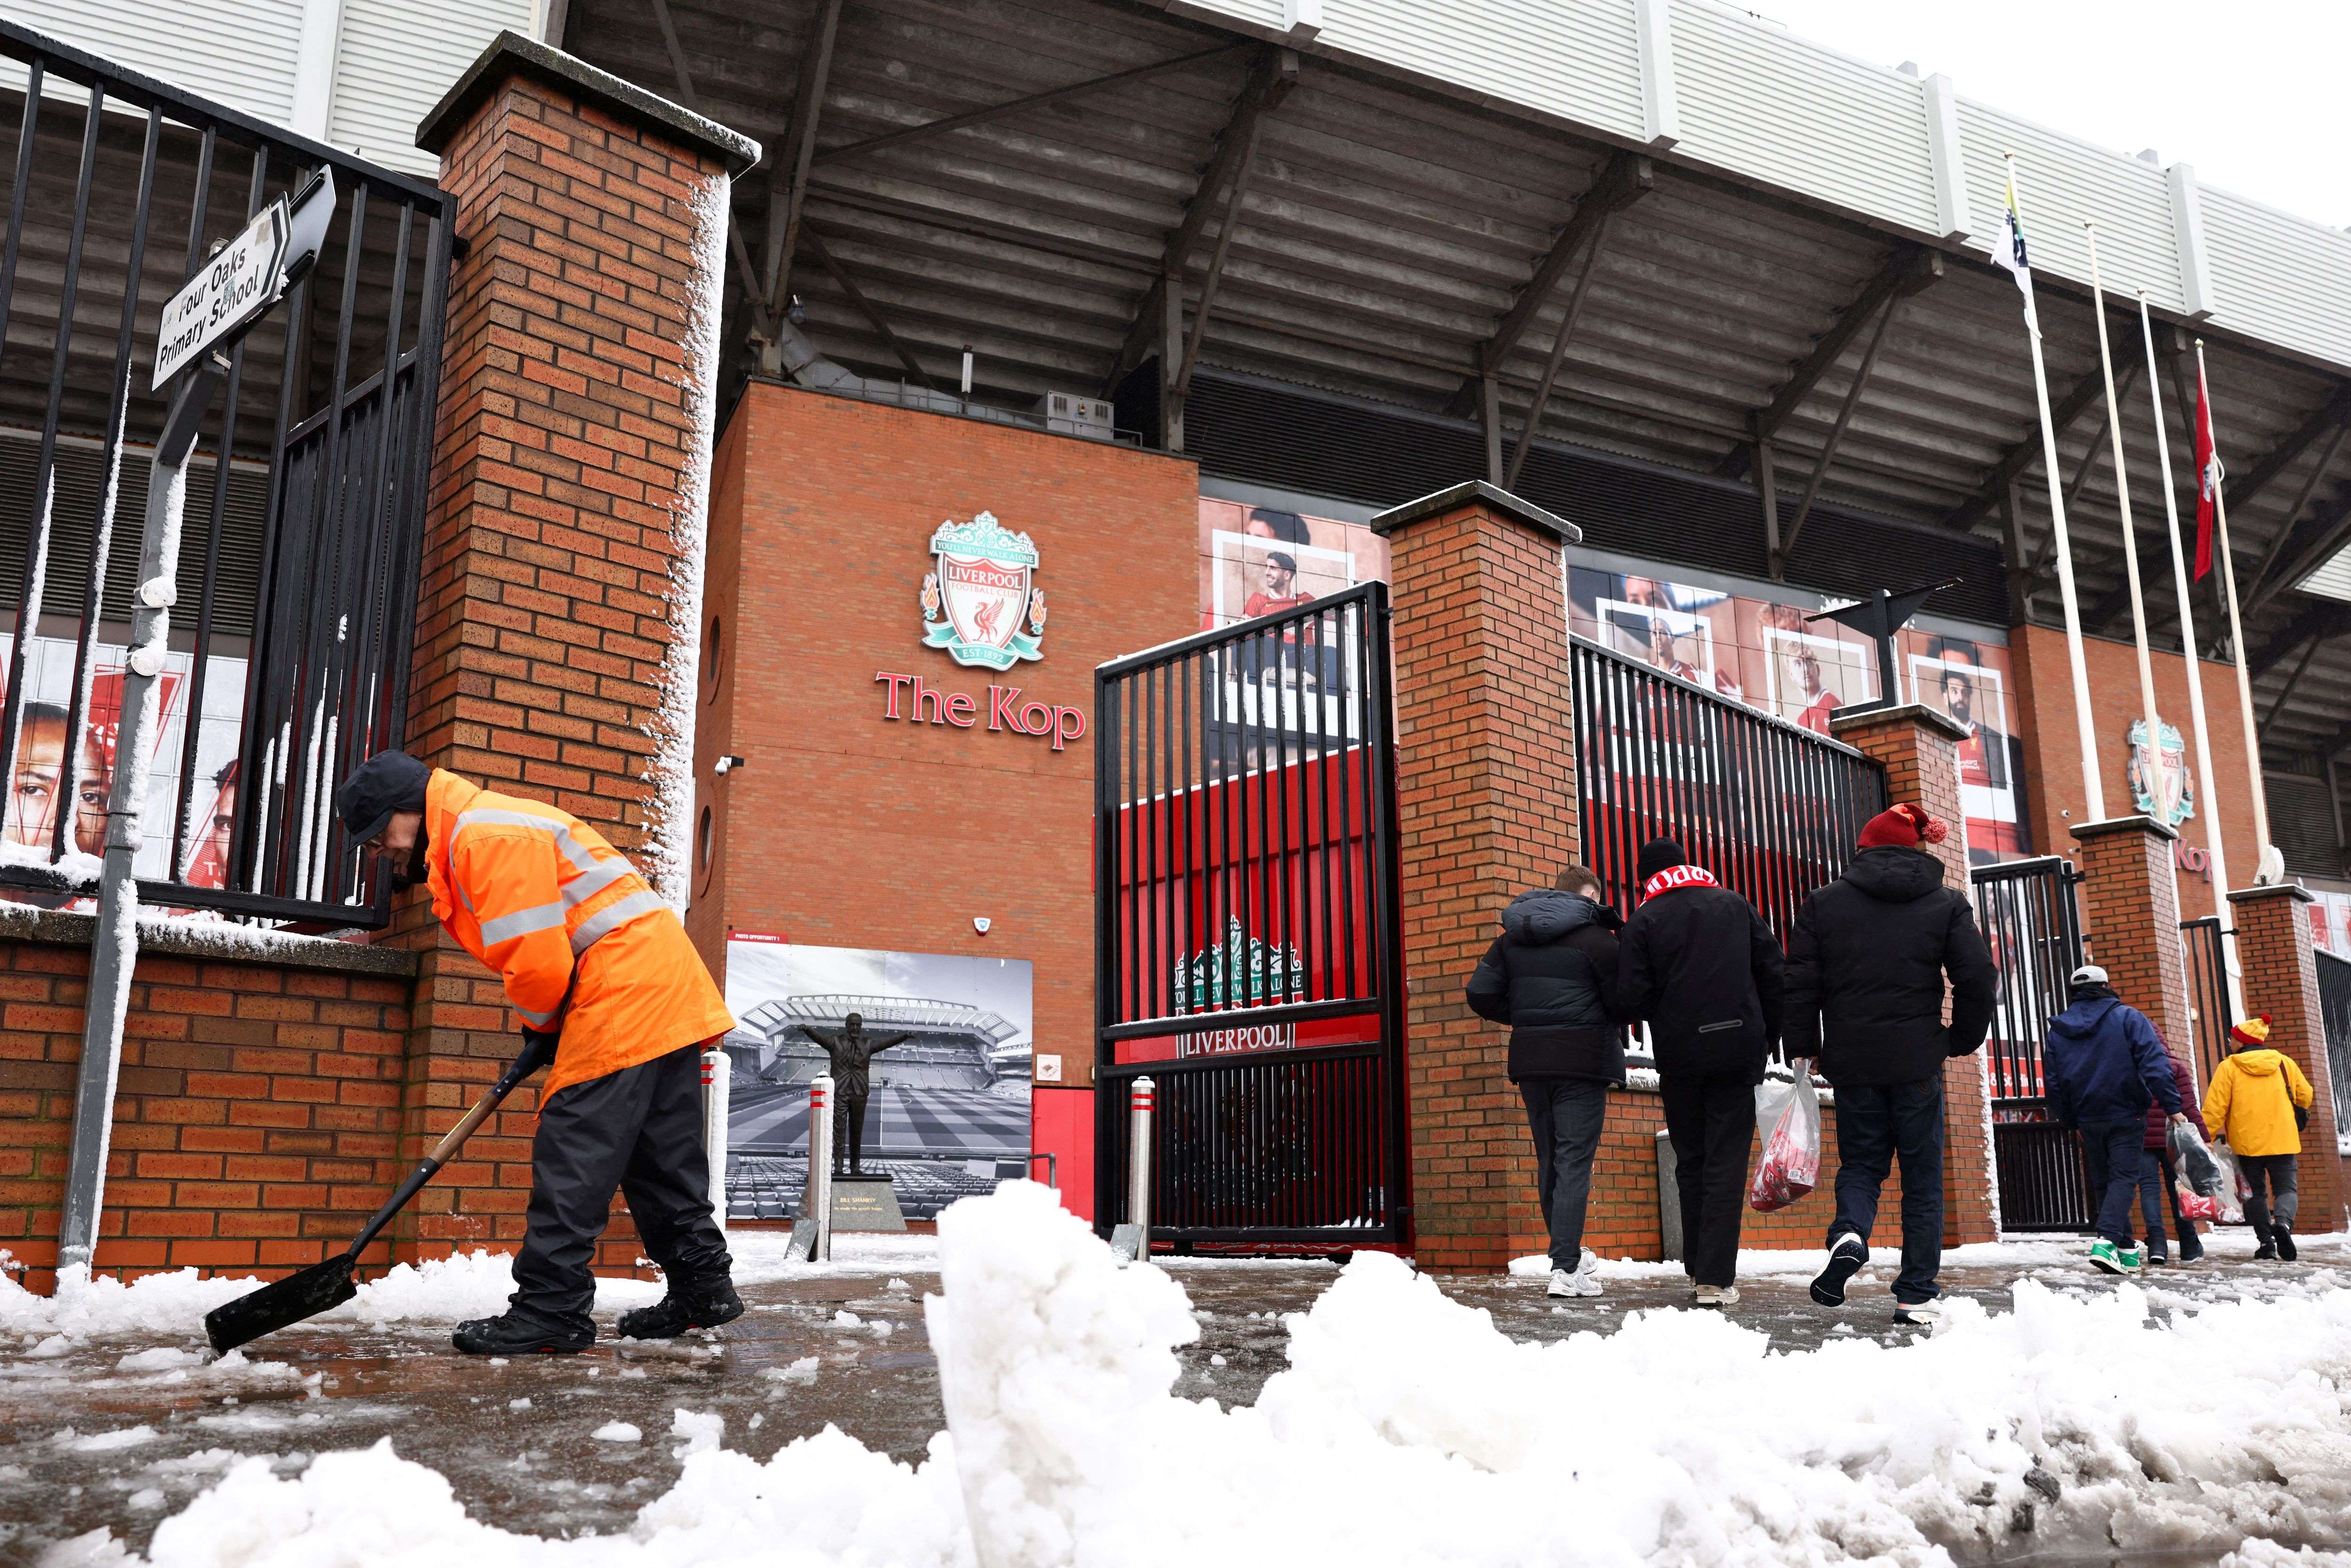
top-left (1547, 1268), bottom-right (1575, 1298)
top-left (1892, 1299), bottom-right (1943, 1327)
top-left (1567, 1252), bottom-right (1602, 1296)
top-left (1694, 1284), bottom-right (1742, 1308)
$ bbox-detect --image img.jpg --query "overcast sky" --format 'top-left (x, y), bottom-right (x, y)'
top-left (1742, 1), bottom-right (2351, 230)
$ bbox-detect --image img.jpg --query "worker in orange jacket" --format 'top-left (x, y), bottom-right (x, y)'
top-left (336, 751), bottom-right (740, 1355)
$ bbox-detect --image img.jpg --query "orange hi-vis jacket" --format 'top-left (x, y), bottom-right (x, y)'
top-left (422, 770), bottom-right (734, 1100)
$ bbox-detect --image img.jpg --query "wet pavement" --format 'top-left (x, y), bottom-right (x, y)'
top-left (1, 1231), bottom-right (2343, 1561)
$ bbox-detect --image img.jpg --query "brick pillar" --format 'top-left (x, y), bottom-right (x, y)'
top-left (381, 37), bottom-right (758, 1265)
top-left (1830, 703), bottom-right (1998, 1245)
top-left (2070, 816), bottom-right (2193, 1051)
top-left (1369, 481), bottom-right (1581, 1272)
top-left (2228, 884), bottom-right (2346, 1233)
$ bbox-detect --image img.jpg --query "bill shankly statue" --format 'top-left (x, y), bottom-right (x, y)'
top-left (794, 1012), bottom-right (909, 1175)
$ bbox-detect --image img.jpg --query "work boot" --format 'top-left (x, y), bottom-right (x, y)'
top-left (453, 1310), bottom-right (593, 1356)
top-left (618, 1279), bottom-right (745, 1340)
top-left (2275, 1224), bottom-right (2298, 1262)
top-left (2253, 1220), bottom-right (2279, 1261)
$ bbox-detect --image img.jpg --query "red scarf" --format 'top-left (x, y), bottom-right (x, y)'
top-left (1641, 863), bottom-right (1720, 902)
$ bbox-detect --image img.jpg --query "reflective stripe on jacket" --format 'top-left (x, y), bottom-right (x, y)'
top-left (423, 770), bottom-right (734, 1099)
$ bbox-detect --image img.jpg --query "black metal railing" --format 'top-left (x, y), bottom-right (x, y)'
top-left (1972, 855), bottom-right (2094, 1230)
top-left (2181, 915), bottom-right (2231, 1084)
top-left (1569, 633), bottom-right (1886, 940)
top-left (0, 21), bottom-right (450, 927)
top-left (1101, 1045), bottom-right (1394, 1240)
top-left (1093, 583), bottom-right (1406, 1242)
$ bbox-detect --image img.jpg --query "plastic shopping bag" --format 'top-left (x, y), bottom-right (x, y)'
top-left (2169, 1118), bottom-right (2222, 1195)
top-left (1748, 1071), bottom-right (1821, 1212)
top-left (2204, 1138), bottom-right (2249, 1225)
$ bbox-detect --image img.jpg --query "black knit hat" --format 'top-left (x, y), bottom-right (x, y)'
top-left (1636, 837), bottom-right (1687, 884)
top-left (334, 751), bottom-right (431, 846)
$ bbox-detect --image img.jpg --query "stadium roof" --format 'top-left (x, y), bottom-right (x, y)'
top-left (556, 0), bottom-right (2351, 784)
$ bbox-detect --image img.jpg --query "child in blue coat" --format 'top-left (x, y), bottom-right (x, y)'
top-left (2044, 965), bottom-right (2184, 1274)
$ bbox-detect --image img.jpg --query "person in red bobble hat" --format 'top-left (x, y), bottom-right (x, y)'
top-left (1785, 802), bottom-right (1995, 1326)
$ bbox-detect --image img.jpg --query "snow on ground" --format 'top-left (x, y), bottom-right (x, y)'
top-left (43, 1182), bottom-right (2351, 1568)
top-left (1508, 1226), bottom-right (2351, 1281)
top-left (0, 1232), bottom-right (938, 1342)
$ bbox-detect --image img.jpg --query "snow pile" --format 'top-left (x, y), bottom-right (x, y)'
top-left (70, 1183), bottom-right (2351, 1567)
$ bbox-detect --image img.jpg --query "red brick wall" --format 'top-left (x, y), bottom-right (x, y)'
top-left (2230, 886), bottom-right (2346, 1233)
top-left (693, 384), bottom-right (1202, 1093)
top-left (2011, 623), bottom-right (2253, 921)
top-left (0, 914), bottom-right (416, 1293)
top-left (388, 55), bottom-right (740, 1274)
top-left (1382, 491), bottom-right (1578, 1272)
top-left (2071, 817), bottom-right (2193, 1052)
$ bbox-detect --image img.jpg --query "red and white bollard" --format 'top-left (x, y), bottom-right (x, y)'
top-left (1119, 1076), bottom-right (1155, 1262)
top-left (797, 1073), bottom-right (835, 1263)
top-left (699, 1047), bottom-right (731, 1236)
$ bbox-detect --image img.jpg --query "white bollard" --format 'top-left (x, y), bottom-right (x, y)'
top-left (1124, 1081), bottom-right (1152, 1260)
top-left (700, 1047), bottom-right (731, 1236)
top-left (804, 1073), bottom-right (835, 1262)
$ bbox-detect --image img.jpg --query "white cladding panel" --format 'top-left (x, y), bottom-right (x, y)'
top-left (327, 0), bottom-right (539, 177)
top-left (1955, 99), bottom-right (2181, 314)
top-left (1, 0), bottom-right (307, 125)
top-left (1666, 0), bottom-right (1934, 236)
top-left (2202, 187), bottom-right (2351, 372)
top-left (1309, 0), bottom-right (1644, 143)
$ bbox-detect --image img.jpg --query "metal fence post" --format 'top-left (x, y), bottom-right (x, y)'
top-left (56, 367), bottom-right (217, 1276)
top-left (701, 1047), bottom-right (731, 1236)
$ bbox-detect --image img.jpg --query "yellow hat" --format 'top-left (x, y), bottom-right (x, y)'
top-left (2229, 1014), bottom-right (2273, 1048)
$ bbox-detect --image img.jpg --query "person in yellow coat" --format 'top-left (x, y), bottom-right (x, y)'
top-left (335, 751), bottom-right (741, 1354)
top-left (2201, 1014), bottom-right (2315, 1262)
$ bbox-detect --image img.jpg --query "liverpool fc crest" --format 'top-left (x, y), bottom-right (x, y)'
top-left (920, 512), bottom-right (1046, 671)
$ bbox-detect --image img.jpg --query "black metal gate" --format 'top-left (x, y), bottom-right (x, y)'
top-left (1093, 583), bottom-right (1406, 1245)
top-left (2181, 915), bottom-right (2232, 1084)
top-left (0, 21), bottom-right (451, 926)
top-left (1569, 634), bottom-right (1885, 937)
top-left (1973, 855), bottom-right (2095, 1231)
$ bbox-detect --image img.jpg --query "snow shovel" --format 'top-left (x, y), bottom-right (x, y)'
top-left (205, 1035), bottom-right (553, 1353)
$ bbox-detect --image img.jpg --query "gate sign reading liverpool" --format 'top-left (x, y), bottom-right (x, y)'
top-left (153, 171), bottom-right (337, 389)
top-left (921, 512), bottom-right (1047, 671)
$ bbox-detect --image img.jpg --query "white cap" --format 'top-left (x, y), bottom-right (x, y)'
top-left (2070, 964), bottom-right (2109, 986)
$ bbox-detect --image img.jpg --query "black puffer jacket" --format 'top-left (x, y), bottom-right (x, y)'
top-left (1615, 881), bottom-right (1785, 1081)
top-left (1783, 845), bottom-right (1997, 1088)
top-left (1464, 889), bottom-right (1624, 1083)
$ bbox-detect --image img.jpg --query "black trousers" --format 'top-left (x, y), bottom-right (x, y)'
top-left (833, 1092), bottom-right (870, 1173)
top-left (2242, 1152), bottom-right (2300, 1237)
top-left (1660, 1072), bottom-right (1757, 1288)
top-left (511, 1044), bottom-right (733, 1331)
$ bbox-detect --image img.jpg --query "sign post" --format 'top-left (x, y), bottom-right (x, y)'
top-left (55, 173), bottom-right (336, 1279)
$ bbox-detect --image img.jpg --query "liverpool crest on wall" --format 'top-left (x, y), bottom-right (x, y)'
top-left (920, 511), bottom-right (1046, 671)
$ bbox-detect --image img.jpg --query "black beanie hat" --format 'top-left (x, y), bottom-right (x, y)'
top-left (1636, 837), bottom-right (1687, 884)
top-left (334, 750), bottom-right (432, 845)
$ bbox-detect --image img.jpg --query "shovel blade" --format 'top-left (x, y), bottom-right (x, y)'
top-left (204, 1254), bottom-right (357, 1353)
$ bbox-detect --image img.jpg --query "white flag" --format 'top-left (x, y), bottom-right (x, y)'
top-left (1993, 165), bottom-right (2032, 299)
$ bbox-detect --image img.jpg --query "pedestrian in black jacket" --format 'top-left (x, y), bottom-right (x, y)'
top-left (1615, 837), bottom-right (1786, 1306)
top-left (1466, 863), bottom-right (1623, 1299)
top-left (1785, 803), bottom-right (1996, 1324)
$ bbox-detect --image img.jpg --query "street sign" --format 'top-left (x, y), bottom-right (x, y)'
top-left (151, 170), bottom-right (336, 389)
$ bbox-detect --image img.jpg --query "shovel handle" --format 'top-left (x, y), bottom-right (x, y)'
top-left (344, 1038), bottom-right (548, 1260)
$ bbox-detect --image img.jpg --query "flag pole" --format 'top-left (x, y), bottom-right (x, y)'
top-left (2008, 156), bottom-right (2108, 818)
top-left (2143, 295), bottom-right (2242, 1018)
top-left (2197, 337), bottom-right (2274, 876)
top-left (2085, 225), bottom-right (2167, 834)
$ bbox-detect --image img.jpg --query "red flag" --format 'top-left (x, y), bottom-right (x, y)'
top-left (2193, 364), bottom-right (2222, 579)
